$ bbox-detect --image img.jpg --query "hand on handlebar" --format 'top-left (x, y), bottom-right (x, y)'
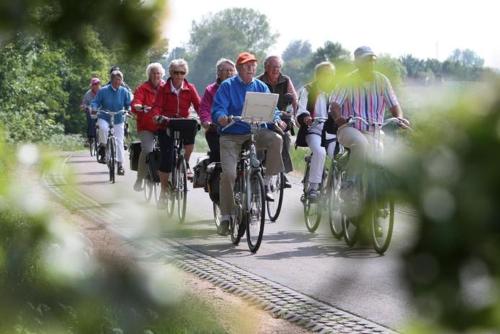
top-left (218, 115), bottom-right (229, 126)
top-left (397, 117), bottom-right (411, 129)
top-left (303, 116), bottom-right (313, 127)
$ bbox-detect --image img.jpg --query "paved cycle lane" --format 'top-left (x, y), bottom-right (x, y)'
top-left (46, 151), bottom-right (417, 333)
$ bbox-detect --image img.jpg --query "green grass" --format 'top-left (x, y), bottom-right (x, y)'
top-left (42, 133), bottom-right (86, 151)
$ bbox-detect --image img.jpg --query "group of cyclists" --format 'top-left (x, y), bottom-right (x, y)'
top-left (81, 45), bottom-right (410, 248)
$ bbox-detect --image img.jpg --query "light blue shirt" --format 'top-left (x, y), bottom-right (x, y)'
top-left (91, 84), bottom-right (131, 124)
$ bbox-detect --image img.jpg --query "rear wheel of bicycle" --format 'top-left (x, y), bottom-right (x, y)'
top-left (303, 159), bottom-right (322, 232)
top-left (177, 157), bottom-right (188, 223)
top-left (246, 172), bottom-right (266, 253)
top-left (107, 139), bottom-right (115, 183)
top-left (266, 172), bottom-right (284, 222)
top-left (327, 165), bottom-right (344, 239)
top-left (342, 177), bottom-right (363, 247)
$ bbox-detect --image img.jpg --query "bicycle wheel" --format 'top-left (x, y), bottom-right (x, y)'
top-left (302, 158), bottom-right (322, 232)
top-left (89, 137), bottom-right (95, 157)
top-left (165, 168), bottom-right (176, 216)
top-left (327, 163), bottom-right (344, 239)
top-left (143, 176), bottom-right (153, 202)
top-left (213, 201), bottom-right (221, 230)
top-left (370, 171), bottom-right (395, 254)
top-left (107, 138), bottom-right (116, 183)
top-left (231, 176), bottom-right (245, 245)
top-left (266, 172), bottom-right (284, 222)
top-left (246, 172), bottom-right (266, 253)
top-left (176, 157), bottom-right (188, 224)
top-left (342, 177), bottom-right (363, 247)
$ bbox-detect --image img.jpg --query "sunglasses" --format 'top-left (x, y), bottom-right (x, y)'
top-left (173, 71), bottom-right (186, 75)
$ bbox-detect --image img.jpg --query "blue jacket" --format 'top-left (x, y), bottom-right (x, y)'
top-left (212, 76), bottom-right (280, 135)
top-left (91, 84), bottom-right (131, 124)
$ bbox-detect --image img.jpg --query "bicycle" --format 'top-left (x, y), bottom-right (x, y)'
top-left (157, 116), bottom-right (199, 224)
top-left (300, 117), bottom-right (332, 233)
top-left (222, 116), bottom-right (267, 253)
top-left (95, 109), bottom-right (128, 183)
top-left (143, 135), bottom-right (161, 203)
top-left (339, 116), bottom-right (410, 254)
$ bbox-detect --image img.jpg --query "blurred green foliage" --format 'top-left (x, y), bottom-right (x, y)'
top-left (0, 0), bottom-right (168, 142)
top-left (383, 79), bottom-right (500, 332)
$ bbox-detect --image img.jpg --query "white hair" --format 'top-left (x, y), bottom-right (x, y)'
top-left (264, 55), bottom-right (283, 68)
top-left (216, 58), bottom-right (235, 73)
top-left (146, 62), bottom-right (165, 79)
top-left (110, 70), bottom-right (123, 80)
top-left (169, 58), bottom-right (189, 75)
top-left (314, 61), bottom-right (335, 78)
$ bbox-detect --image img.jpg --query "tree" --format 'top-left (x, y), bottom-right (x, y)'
top-left (281, 40), bottom-right (313, 88)
top-left (305, 41), bottom-right (352, 82)
top-left (187, 8), bottom-right (278, 90)
top-left (375, 54), bottom-right (407, 87)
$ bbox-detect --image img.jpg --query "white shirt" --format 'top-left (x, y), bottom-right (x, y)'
top-left (297, 87), bottom-right (330, 136)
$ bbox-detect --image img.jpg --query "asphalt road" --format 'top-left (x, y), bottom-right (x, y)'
top-left (66, 150), bottom-right (417, 331)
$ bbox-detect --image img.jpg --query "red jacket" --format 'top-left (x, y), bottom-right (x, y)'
top-left (152, 78), bottom-right (201, 129)
top-left (131, 80), bottom-right (165, 132)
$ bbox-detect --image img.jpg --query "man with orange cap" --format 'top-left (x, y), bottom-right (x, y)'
top-left (212, 52), bottom-right (286, 235)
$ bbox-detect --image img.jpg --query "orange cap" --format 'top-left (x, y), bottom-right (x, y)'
top-left (236, 52), bottom-right (257, 66)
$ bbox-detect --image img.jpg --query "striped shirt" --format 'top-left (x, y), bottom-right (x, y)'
top-left (330, 70), bottom-right (399, 132)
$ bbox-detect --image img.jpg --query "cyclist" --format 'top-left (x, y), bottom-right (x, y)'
top-left (131, 62), bottom-right (166, 191)
top-left (199, 58), bottom-right (236, 163)
top-left (257, 55), bottom-right (298, 189)
top-left (80, 77), bottom-right (101, 147)
top-left (212, 51), bottom-right (286, 235)
top-left (151, 58), bottom-right (201, 205)
top-left (296, 61), bottom-right (338, 200)
top-left (91, 70), bottom-right (131, 175)
top-left (329, 46), bottom-right (408, 196)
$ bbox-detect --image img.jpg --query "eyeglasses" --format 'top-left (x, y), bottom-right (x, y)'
top-left (173, 71), bottom-right (186, 75)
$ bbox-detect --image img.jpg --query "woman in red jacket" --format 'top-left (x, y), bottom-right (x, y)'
top-left (131, 62), bottom-right (166, 191)
top-left (152, 59), bottom-right (201, 203)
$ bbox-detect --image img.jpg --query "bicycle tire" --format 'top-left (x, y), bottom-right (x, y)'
top-left (213, 201), bottom-right (221, 230)
top-left (231, 175), bottom-right (245, 245)
top-left (108, 138), bottom-right (115, 183)
top-left (89, 137), bottom-right (95, 157)
top-left (177, 157), bottom-right (188, 224)
top-left (266, 172), bottom-right (284, 222)
top-left (166, 170), bottom-right (175, 216)
top-left (246, 171), bottom-right (266, 253)
top-left (303, 157), bottom-right (322, 232)
top-left (327, 163), bottom-right (344, 239)
top-left (342, 177), bottom-right (363, 247)
top-left (370, 170), bottom-right (395, 254)
top-left (143, 176), bottom-right (153, 202)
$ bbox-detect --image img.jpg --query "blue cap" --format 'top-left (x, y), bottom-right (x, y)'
top-left (354, 46), bottom-right (377, 60)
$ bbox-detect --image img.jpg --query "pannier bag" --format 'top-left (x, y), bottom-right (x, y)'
top-left (129, 141), bottom-right (142, 171)
top-left (193, 156), bottom-right (210, 188)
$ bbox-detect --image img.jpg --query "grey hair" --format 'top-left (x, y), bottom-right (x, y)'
top-left (314, 61), bottom-right (335, 78)
top-left (110, 70), bottom-right (123, 80)
top-left (146, 62), bottom-right (165, 79)
top-left (264, 55), bottom-right (283, 67)
top-left (216, 58), bottom-right (235, 73)
top-left (169, 58), bottom-right (189, 75)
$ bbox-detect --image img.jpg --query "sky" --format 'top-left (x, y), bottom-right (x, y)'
top-left (162, 0), bottom-right (500, 68)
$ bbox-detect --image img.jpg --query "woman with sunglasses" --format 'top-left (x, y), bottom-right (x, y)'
top-left (151, 58), bottom-right (201, 204)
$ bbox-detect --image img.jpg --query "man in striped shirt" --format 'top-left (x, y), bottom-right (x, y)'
top-left (329, 46), bottom-right (407, 180)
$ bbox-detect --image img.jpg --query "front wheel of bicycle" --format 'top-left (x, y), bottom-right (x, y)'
top-left (370, 184), bottom-right (395, 255)
top-left (303, 159), bottom-right (322, 232)
top-left (176, 157), bottom-right (188, 223)
top-left (107, 138), bottom-right (116, 183)
top-left (246, 172), bottom-right (266, 253)
top-left (166, 171), bottom-right (175, 217)
top-left (327, 165), bottom-right (344, 239)
top-left (213, 201), bottom-right (221, 230)
top-left (144, 176), bottom-right (153, 202)
top-left (89, 137), bottom-right (96, 157)
top-left (266, 172), bottom-right (284, 222)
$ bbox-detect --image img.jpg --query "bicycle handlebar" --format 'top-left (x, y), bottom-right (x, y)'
top-left (347, 116), bottom-right (412, 130)
top-left (221, 115), bottom-right (277, 132)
